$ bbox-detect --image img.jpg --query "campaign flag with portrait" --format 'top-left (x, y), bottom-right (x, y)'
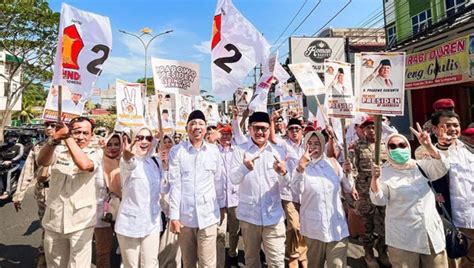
top-left (354, 52), bottom-right (406, 115)
top-left (151, 58), bottom-right (200, 95)
top-left (42, 85), bottom-right (85, 123)
top-left (116, 79), bottom-right (145, 130)
top-left (52, 3), bottom-right (112, 98)
top-left (324, 59), bottom-right (355, 118)
top-left (211, 0), bottom-right (271, 100)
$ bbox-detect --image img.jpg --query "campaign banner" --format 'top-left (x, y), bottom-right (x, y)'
top-left (234, 87), bottom-right (253, 115)
top-left (405, 34), bottom-right (474, 89)
top-left (116, 79), bottom-right (145, 129)
top-left (248, 52), bottom-right (278, 112)
top-left (288, 62), bottom-right (325, 96)
top-left (175, 94), bottom-right (193, 133)
top-left (42, 85), bottom-right (85, 123)
top-left (355, 52), bottom-right (406, 115)
top-left (324, 59), bottom-right (355, 118)
top-left (290, 37), bottom-right (345, 74)
top-left (52, 3), bottom-right (112, 99)
top-left (151, 58), bottom-right (200, 95)
top-left (211, 0), bottom-right (271, 100)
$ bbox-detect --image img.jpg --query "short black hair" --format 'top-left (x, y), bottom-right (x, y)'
top-left (431, 110), bottom-right (460, 126)
top-left (69, 116), bottom-right (95, 130)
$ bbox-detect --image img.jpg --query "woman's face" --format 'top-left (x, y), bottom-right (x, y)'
top-left (387, 136), bottom-right (408, 151)
top-left (106, 136), bottom-right (121, 158)
top-left (134, 129), bottom-right (153, 157)
top-left (163, 137), bottom-right (173, 150)
top-left (307, 134), bottom-right (322, 159)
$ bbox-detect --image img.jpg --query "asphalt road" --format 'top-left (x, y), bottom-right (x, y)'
top-left (0, 184), bottom-right (369, 268)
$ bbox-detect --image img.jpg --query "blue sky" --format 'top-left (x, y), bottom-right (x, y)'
top-left (48, 0), bottom-right (384, 98)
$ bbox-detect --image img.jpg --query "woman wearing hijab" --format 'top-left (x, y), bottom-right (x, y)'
top-left (115, 127), bottom-right (165, 267)
top-left (95, 133), bottom-right (123, 268)
top-left (292, 131), bottom-right (354, 268)
top-left (370, 124), bottom-right (450, 267)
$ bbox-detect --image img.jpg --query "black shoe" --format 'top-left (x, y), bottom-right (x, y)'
top-left (229, 256), bottom-right (239, 267)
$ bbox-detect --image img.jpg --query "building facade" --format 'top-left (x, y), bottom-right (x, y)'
top-left (0, 50), bottom-right (22, 113)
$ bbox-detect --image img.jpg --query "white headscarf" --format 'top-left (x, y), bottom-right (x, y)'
top-left (303, 131), bottom-right (326, 163)
top-left (385, 133), bottom-right (416, 170)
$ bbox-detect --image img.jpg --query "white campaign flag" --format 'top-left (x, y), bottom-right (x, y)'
top-left (151, 58), bottom-right (200, 95)
top-left (288, 62), bottom-right (325, 96)
top-left (211, 0), bottom-right (271, 100)
top-left (116, 79), bottom-right (145, 130)
top-left (248, 53), bottom-right (278, 112)
top-left (52, 3), bottom-right (112, 99)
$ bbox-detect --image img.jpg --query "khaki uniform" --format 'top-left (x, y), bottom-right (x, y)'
top-left (42, 144), bottom-right (102, 268)
top-left (352, 140), bottom-right (388, 249)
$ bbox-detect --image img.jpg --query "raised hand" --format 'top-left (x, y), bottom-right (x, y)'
top-left (371, 163), bottom-right (381, 180)
top-left (297, 144), bottom-right (313, 173)
top-left (343, 159), bottom-right (352, 174)
top-left (231, 106), bottom-right (239, 119)
top-left (122, 134), bottom-right (135, 161)
top-left (410, 122), bottom-right (433, 148)
top-left (243, 153), bottom-right (260, 171)
top-left (272, 155), bottom-right (287, 176)
top-left (53, 123), bottom-right (69, 140)
top-left (437, 124), bottom-right (453, 146)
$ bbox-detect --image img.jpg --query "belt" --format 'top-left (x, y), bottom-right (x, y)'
top-left (40, 181), bottom-right (49, 188)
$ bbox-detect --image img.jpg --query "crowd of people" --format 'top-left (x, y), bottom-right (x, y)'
top-left (9, 97), bottom-right (473, 268)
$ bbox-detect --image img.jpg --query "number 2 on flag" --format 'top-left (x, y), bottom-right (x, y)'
top-left (213, 43), bottom-right (242, 73)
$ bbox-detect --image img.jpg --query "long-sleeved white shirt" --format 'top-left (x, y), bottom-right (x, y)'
top-left (292, 157), bottom-right (354, 242)
top-left (168, 140), bottom-right (225, 229)
top-left (275, 137), bottom-right (304, 203)
top-left (115, 156), bottom-right (163, 238)
top-left (220, 145), bottom-right (239, 208)
top-left (370, 156), bottom-right (450, 254)
top-left (230, 140), bottom-right (289, 226)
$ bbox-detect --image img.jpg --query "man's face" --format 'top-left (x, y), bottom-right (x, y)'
top-left (71, 93), bottom-right (81, 103)
top-left (163, 112), bottom-right (169, 120)
top-left (287, 124), bottom-right (303, 143)
top-left (378, 65), bottom-right (391, 78)
top-left (173, 134), bottom-right (182, 144)
top-left (187, 119), bottom-right (206, 143)
top-left (434, 116), bottom-right (461, 140)
top-left (364, 124), bottom-right (376, 142)
top-left (289, 91), bottom-right (293, 96)
top-left (355, 124), bottom-right (365, 139)
top-left (337, 73), bottom-right (344, 84)
top-left (219, 132), bottom-right (232, 146)
top-left (249, 122), bottom-right (270, 147)
top-left (44, 122), bottom-right (56, 137)
top-left (275, 118), bottom-right (285, 131)
top-left (70, 120), bottom-right (93, 148)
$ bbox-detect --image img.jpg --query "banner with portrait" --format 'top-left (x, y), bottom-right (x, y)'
top-left (288, 62), bottom-right (325, 96)
top-left (354, 52), bottom-right (406, 115)
top-left (234, 87), bottom-right (253, 116)
top-left (151, 58), bottom-right (200, 95)
top-left (42, 85), bottom-right (85, 123)
top-left (324, 59), bottom-right (355, 118)
top-left (175, 93), bottom-right (193, 133)
top-left (116, 79), bottom-right (145, 130)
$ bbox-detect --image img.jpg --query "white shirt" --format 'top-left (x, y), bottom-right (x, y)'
top-left (95, 164), bottom-right (110, 228)
top-left (370, 156), bottom-right (450, 254)
top-left (292, 157), bottom-right (353, 242)
top-left (275, 137), bottom-right (304, 203)
top-left (230, 140), bottom-right (289, 226)
top-left (115, 156), bottom-right (163, 238)
top-left (168, 140), bottom-right (225, 229)
top-left (220, 145), bottom-right (239, 208)
top-left (442, 142), bottom-right (474, 229)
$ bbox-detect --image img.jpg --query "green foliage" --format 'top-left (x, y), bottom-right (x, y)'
top-left (106, 105), bottom-right (117, 114)
top-left (136, 77), bottom-right (155, 95)
top-left (12, 83), bottom-right (48, 123)
top-left (94, 114), bottom-right (117, 132)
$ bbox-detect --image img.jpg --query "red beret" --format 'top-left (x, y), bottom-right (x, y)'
top-left (218, 124), bottom-right (232, 134)
top-left (303, 125), bottom-right (315, 134)
top-left (433, 98), bottom-right (455, 110)
top-left (360, 116), bottom-right (375, 128)
top-left (462, 128), bottom-right (474, 136)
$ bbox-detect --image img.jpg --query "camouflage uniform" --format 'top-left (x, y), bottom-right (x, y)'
top-left (352, 140), bottom-right (388, 250)
top-left (12, 143), bottom-right (49, 268)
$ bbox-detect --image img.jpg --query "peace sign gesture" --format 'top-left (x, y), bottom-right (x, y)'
top-left (272, 155), bottom-right (287, 176)
top-left (410, 122), bottom-right (433, 148)
top-left (243, 153), bottom-right (260, 171)
top-left (296, 144), bottom-right (313, 173)
top-left (122, 134), bottom-right (135, 161)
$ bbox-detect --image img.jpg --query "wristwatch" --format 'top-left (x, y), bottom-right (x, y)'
top-left (47, 138), bottom-right (60, 146)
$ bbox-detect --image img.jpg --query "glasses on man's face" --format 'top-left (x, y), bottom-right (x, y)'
top-left (136, 135), bottom-right (153, 142)
top-left (388, 142), bottom-right (408, 150)
top-left (288, 126), bottom-right (302, 132)
top-left (276, 120), bottom-right (283, 124)
top-left (252, 125), bottom-right (269, 133)
top-left (45, 123), bottom-right (57, 129)
top-left (71, 130), bottom-right (91, 137)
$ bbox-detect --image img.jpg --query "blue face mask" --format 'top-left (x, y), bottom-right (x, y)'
top-left (389, 148), bottom-right (411, 164)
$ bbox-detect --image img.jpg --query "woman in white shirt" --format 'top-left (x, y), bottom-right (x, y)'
top-left (115, 127), bottom-right (164, 267)
top-left (370, 126), bottom-right (450, 268)
top-left (292, 131), bottom-right (354, 268)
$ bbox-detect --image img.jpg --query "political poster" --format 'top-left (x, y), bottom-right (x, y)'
top-left (324, 59), bottom-right (355, 118)
top-left (42, 85), bottom-right (85, 123)
top-left (52, 3), bottom-right (112, 99)
top-left (151, 58), bottom-right (200, 95)
top-left (234, 87), bottom-right (253, 116)
top-left (211, 0), bottom-right (271, 100)
top-left (248, 52), bottom-right (278, 112)
top-left (290, 37), bottom-right (345, 74)
top-left (175, 94), bottom-right (193, 133)
top-left (288, 62), bottom-right (325, 96)
top-left (355, 52), bottom-right (406, 115)
top-left (116, 79), bottom-right (145, 130)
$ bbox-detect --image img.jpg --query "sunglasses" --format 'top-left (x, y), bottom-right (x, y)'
top-left (45, 123), bottom-right (57, 128)
top-left (388, 142), bottom-right (408, 150)
top-left (252, 126), bottom-right (269, 133)
top-left (288, 126), bottom-right (302, 132)
top-left (135, 135), bottom-right (153, 142)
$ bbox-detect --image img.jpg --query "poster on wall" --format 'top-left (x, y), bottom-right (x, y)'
top-left (355, 52), bottom-right (406, 115)
top-left (42, 85), bottom-right (85, 123)
top-left (324, 59), bottom-right (355, 118)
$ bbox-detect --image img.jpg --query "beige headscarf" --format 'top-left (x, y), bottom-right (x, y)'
top-left (385, 133), bottom-right (416, 170)
top-left (303, 131), bottom-right (326, 163)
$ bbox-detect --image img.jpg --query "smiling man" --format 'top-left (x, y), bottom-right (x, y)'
top-left (36, 116), bottom-right (102, 267)
top-left (168, 110), bottom-right (225, 267)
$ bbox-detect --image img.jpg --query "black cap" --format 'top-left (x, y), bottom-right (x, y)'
top-left (287, 118), bottom-right (302, 128)
top-left (162, 109), bottom-right (169, 114)
top-left (338, 68), bottom-right (344, 74)
top-left (380, 59), bottom-right (391, 66)
top-left (187, 110), bottom-right (206, 124)
top-left (249, 112), bottom-right (270, 125)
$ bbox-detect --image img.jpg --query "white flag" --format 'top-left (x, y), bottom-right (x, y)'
top-left (52, 3), bottom-right (112, 98)
top-left (211, 0), bottom-right (270, 100)
top-left (248, 53), bottom-right (278, 112)
top-left (288, 62), bottom-right (325, 96)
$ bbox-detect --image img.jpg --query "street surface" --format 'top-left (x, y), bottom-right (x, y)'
top-left (0, 184), bottom-right (367, 268)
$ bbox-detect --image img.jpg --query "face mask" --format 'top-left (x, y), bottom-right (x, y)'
top-left (389, 148), bottom-right (411, 164)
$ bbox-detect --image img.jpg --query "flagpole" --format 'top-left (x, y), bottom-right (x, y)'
top-left (57, 85), bottom-right (62, 123)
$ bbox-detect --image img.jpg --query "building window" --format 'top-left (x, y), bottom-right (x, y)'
top-left (445, 0), bottom-right (466, 18)
top-left (411, 9), bottom-right (432, 35)
top-left (387, 25), bottom-right (396, 47)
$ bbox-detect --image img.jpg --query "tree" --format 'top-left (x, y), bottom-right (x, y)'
top-left (136, 77), bottom-right (155, 95)
top-left (0, 2), bottom-right (59, 141)
top-left (12, 83), bottom-right (47, 123)
top-left (94, 114), bottom-right (117, 132)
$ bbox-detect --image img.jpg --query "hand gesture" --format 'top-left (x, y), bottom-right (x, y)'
top-left (297, 145), bottom-right (313, 172)
top-left (436, 124), bottom-right (453, 146)
top-left (371, 163), bottom-right (381, 180)
top-left (243, 153), bottom-right (260, 171)
top-left (326, 125), bottom-right (335, 139)
top-left (272, 155), bottom-right (287, 176)
top-left (231, 106), bottom-right (239, 119)
top-left (410, 122), bottom-right (433, 148)
top-left (170, 219), bottom-right (182, 234)
top-left (271, 108), bottom-right (283, 122)
top-left (53, 123), bottom-right (69, 140)
top-left (373, 63), bottom-right (382, 75)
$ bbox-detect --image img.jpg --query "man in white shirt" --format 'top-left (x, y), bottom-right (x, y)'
top-left (431, 110), bottom-right (474, 267)
top-left (231, 111), bottom-right (289, 267)
top-left (362, 59), bottom-right (394, 89)
top-left (169, 110), bottom-right (225, 267)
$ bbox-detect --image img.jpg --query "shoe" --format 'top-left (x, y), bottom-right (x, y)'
top-left (364, 246), bottom-right (380, 268)
top-left (378, 251), bottom-right (391, 267)
top-left (0, 191), bottom-right (9, 200)
top-left (229, 256), bottom-right (239, 267)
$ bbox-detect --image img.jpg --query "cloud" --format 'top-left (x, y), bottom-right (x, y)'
top-left (193, 40), bottom-right (211, 55)
top-left (101, 56), bottom-right (144, 77)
